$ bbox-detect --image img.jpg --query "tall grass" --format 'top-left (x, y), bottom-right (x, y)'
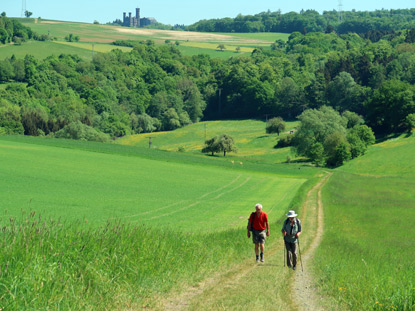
top-left (315, 136), bottom-right (415, 310)
top-left (0, 211), bottom-right (253, 310)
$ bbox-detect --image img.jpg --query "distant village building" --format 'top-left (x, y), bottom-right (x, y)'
top-left (122, 8), bottom-right (157, 28)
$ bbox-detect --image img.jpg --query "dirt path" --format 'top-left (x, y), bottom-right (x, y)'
top-left (291, 172), bottom-right (332, 311)
top-left (158, 172), bottom-right (332, 311)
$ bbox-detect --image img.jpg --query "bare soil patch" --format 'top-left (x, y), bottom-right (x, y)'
top-left (116, 28), bottom-right (266, 43)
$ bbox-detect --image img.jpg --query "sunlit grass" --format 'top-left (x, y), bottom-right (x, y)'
top-left (117, 120), bottom-right (300, 163)
top-left (316, 136), bottom-right (415, 310)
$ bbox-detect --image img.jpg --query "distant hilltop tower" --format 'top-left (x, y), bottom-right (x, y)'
top-left (122, 7), bottom-right (157, 28)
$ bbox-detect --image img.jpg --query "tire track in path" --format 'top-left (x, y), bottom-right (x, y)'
top-left (290, 172), bottom-right (332, 311)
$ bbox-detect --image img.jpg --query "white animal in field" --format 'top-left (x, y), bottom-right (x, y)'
top-left (239, 161), bottom-right (243, 165)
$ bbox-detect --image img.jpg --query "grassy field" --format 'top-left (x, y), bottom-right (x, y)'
top-left (0, 18), bottom-right (286, 60)
top-left (0, 137), bottom-right (305, 232)
top-left (0, 133), bottom-right (317, 310)
top-left (316, 134), bottom-right (415, 310)
top-left (117, 119), bottom-right (300, 164)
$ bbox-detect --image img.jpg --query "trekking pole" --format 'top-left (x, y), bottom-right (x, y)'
top-left (297, 237), bottom-right (304, 272)
top-left (283, 239), bottom-right (285, 267)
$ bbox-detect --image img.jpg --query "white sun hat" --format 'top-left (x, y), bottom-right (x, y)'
top-left (286, 210), bottom-right (298, 217)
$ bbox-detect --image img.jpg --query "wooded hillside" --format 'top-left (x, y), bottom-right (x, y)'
top-left (0, 17), bottom-right (415, 142)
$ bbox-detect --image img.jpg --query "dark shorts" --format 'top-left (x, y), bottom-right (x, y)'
top-left (252, 229), bottom-right (266, 244)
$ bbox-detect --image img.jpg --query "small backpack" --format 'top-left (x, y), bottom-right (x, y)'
top-left (247, 212), bottom-right (255, 232)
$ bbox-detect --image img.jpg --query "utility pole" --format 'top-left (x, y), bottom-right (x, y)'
top-left (148, 136), bottom-right (153, 148)
top-left (218, 88), bottom-right (222, 118)
top-left (92, 44), bottom-right (95, 58)
top-left (265, 114), bottom-right (270, 122)
top-left (204, 123), bottom-right (207, 141)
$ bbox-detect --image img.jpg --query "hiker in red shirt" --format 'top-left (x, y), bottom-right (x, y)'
top-left (247, 203), bottom-right (270, 263)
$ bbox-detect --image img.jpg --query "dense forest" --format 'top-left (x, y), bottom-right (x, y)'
top-left (187, 9), bottom-right (415, 35)
top-left (1, 15), bottom-right (415, 147)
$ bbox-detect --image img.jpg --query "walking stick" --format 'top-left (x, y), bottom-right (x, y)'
top-left (283, 240), bottom-right (285, 267)
top-left (297, 237), bottom-right (304, 272)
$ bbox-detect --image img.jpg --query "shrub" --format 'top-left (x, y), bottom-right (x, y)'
top-left (53, 121), bottom-right (110, 142)
top-left (275, 134), bottom-right (293, 148)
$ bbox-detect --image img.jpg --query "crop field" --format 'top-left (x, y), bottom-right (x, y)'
top-left (117, 119), bottom-right (300, 164)
top-left (316, 135), bottom-right (415, 310)
top-left (0, 18), bottom-right (286, 60)
top-left (0, 136), bottom-right (305, 232)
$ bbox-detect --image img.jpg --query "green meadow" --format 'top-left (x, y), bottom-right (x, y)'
top-left (1, 127), bottom-right (415, 309)
top-left (117, 119), bottom-right (300, 164)
top-left (316, 135), bottom-right (415, 310)
top-left (0, 131), bottom-right (317, 310)
top-left (0, 136), bottom-right (305, 232)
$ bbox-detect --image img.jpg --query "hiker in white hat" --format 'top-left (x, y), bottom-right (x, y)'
top-left (281, 210), bottom-right (302, 270)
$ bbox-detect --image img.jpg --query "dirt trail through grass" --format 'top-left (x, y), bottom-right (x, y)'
top-left (157, 172), bottom-right (331, 311)
top-left (291, 172), bottom-right (332, 311)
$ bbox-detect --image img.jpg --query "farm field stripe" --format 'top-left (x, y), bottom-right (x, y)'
top-left (109, 200), bottom-right (187, 219)
top-left (209, 177), bottom-right (251, 200)
top-left (147, 201), bottom-right (202, 220)
top-left (199, 174), bottom-right (242, 199)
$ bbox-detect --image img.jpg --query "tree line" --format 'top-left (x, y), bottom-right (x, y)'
top-left (187, 9), bottom-right (415, 35)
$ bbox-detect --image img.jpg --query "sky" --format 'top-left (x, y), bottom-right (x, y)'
top-left (2, 0), bottom-right (413, 26)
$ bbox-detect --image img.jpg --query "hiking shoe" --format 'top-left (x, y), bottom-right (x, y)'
top-left (293, 266), bottom-right (296, 270)
top-left (256, 258), bottom-right (260, 263)
top-left (260, 257), bottom-right (264, 263)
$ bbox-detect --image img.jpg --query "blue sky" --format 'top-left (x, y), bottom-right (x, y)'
top-left (2, 0), bottom-right (413, 25)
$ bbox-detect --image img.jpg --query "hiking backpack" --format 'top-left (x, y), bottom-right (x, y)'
top-left (247, 212), bottom-right (255, 232)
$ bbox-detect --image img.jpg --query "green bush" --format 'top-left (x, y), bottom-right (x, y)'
top-left (275, 134), bottom-right (293, 148)
top-left (53, 121), bottom-right (110, 142)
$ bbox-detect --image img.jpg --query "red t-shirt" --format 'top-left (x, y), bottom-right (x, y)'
top-left (249, 211), bottom-right (268, 231)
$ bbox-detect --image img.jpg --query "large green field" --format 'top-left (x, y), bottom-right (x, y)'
top-left (0, 133), bottom-right (316, 309)
top-left (0, 18), bottom-right (287, 60)
top-left (0, 135), bottom-right (306, 232)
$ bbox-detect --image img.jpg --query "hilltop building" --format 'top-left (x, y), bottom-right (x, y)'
top-left (122, 8), bottom-right (157, 28)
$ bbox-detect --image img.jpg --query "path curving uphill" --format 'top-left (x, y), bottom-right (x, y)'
top-left (157, 173), bottom-right (332, 311)
top-left (290, 172), bottom-right (332, 311)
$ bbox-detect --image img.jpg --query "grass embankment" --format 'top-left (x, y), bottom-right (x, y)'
top-left (0, 135), bottom-right (318, 309)
top-left (316, 135), bottom-right (415, 310)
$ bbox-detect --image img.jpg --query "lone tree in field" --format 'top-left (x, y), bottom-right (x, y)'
top-left (24, 10), bottom-right (33, 18)
top-left (217, 134), bottom-right (237, 156)
top-left (202, 134), bottom-right (237, 156)
top-left (217, 44), bottom-right (226, 51)
top-left (266, 117), bottom-right (286, 136)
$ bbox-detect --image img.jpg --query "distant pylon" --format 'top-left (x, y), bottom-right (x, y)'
top-left (21, 0), bottom-right (27, 17)
top-left (338, 0), bottom-right (344, 22)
